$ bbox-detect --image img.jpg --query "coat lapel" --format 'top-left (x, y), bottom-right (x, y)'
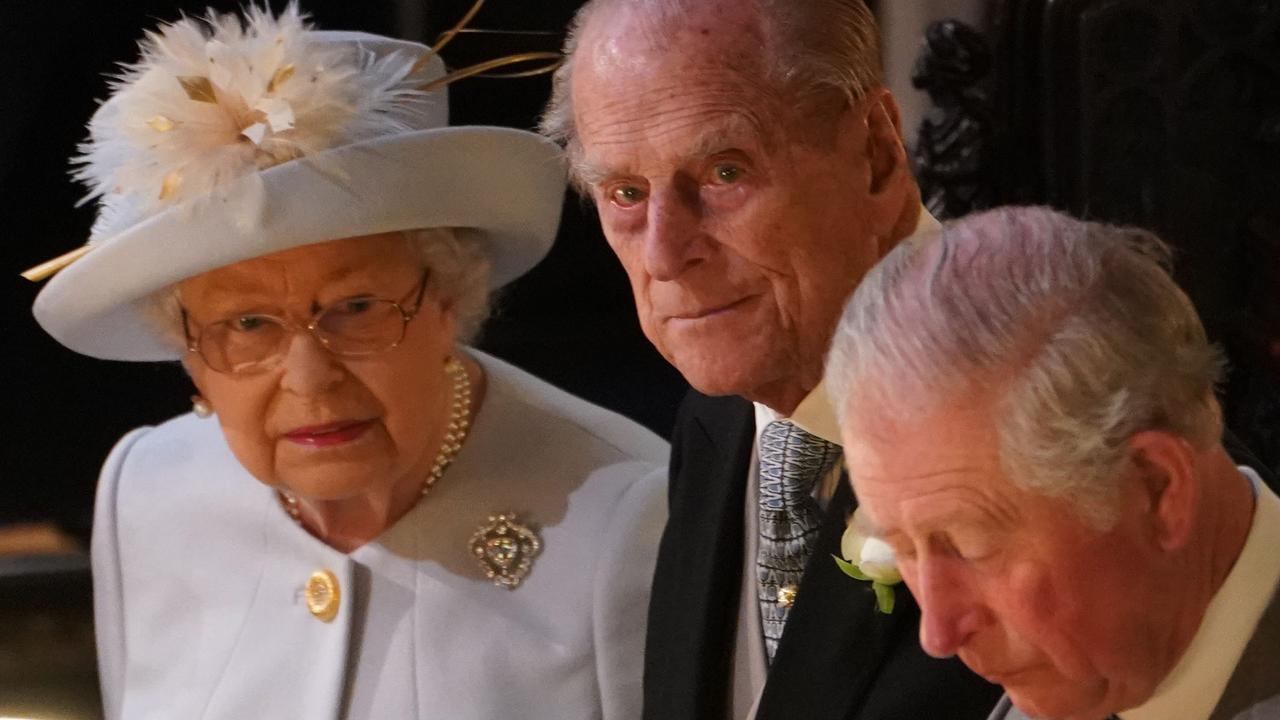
top-left (756, 477), bottom-right (924, 720)
top-left (643, 392), bottom-right (756, 720)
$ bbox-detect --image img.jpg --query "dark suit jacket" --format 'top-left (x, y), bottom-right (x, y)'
top-left (643, 390), bottom-right (1003, 720)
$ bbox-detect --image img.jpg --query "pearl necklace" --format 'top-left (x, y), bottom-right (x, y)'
top-left (279, 356), bottom-right (473, 526)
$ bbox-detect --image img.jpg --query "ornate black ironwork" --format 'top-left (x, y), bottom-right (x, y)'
top-left (911, 19), bottom-right (996, 221)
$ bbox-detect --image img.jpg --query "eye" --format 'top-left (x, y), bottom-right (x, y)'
top-left (334, 297), bottom-right (374, 315)
top-left (957, 545), bottom-right (996, 563)
top-left (940, 533), bottom-right (997, 563)
top-left (608, 184), bottom-right (648, 208)
top-left (711, 163), bottom-right (744, 184)
top-left (234, 315), bottom-right (270, 332)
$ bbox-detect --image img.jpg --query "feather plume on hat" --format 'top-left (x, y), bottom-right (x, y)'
top-left (73, 2), bottom-right (432, 241)
top-left (30, 0), bottom-right (568, 361)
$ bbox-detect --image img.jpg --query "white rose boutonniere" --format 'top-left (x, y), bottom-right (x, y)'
top-left (832, 508), bottom-right (902, 614)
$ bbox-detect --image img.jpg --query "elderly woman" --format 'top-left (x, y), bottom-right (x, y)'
top-left (27, 7), bottom-right (667, 719)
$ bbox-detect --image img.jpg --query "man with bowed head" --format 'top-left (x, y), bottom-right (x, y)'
top-left (825, 206), bottom-right (1280, 720)
top-left (542, 0), bottom-right (1001, 717)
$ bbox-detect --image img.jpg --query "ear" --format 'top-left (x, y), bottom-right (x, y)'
top-left (863, 87), bottom-right (909, 196)
top-left (181, 353), bottom-right (207, 391)
top-left (1126, 430), bottom-right (1200, 551)
top-left (838, 87), bottom-right (917, 248)
top-left (420, 289), bottom-right (460, 346)
top-left (430, 289), bottom-right (458, 324)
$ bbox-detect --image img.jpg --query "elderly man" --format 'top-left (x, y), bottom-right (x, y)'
top-left (542, 0), bottom-right (1001, 718)
top-left (826, 206), bottom-right (1280, 720)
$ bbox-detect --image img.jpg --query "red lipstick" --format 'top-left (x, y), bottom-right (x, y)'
top-left (283, 420), bottom-right (374, 447)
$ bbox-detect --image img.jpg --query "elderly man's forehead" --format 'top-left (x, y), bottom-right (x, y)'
top-left (843, 405), bottom-right (1020, 511)
top-left (577, 0), bottom-right (770, 72)
top-left (569, 4), bottom-right (788, 169)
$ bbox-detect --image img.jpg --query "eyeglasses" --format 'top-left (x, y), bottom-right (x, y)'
top-left (182, 270), bottom-right (430, 375)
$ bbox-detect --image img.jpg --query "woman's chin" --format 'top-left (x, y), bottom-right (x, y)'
top-left (270, 455), bottom-right (397, 503)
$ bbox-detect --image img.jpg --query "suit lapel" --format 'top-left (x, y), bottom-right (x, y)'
top-left (756, 477), bottom-right (924, 720)
top-left (644, 392), bottom-right (756, 720)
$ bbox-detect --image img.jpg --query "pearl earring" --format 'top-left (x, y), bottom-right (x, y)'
top-left (191, 395), bottom-right (213, 419)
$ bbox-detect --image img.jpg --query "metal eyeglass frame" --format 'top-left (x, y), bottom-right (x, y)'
top-left (180, 269), bottom-right (431, 375)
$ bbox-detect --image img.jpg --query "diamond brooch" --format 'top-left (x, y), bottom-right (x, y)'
top-left (470, 512), bottom-right (541, 590)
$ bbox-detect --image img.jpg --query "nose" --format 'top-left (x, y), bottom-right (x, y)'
top-left (277, 332), bottom-right (344, 396)
top-left (911, 557), bottom-right (988, 658)
top-left (643, 185), bottom-right (709, 281)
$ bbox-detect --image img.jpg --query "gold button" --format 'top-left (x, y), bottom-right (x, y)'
top-left (777, 585), bottom-right (798, 608)
top-left (305, 570), bottom-right (341, 622)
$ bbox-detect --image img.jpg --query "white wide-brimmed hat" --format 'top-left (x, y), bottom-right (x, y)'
top-left (31, 6), bottom-right (565, 362)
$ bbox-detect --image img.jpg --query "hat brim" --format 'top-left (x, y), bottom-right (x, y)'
top-left (33, 126), bottom-right (566, 361)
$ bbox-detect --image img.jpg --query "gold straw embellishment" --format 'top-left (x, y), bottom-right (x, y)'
top-left (21, 245), bottom-right (96, 282)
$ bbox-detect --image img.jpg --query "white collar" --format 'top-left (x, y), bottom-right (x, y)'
top-left (1122, 467), bottom-right (1280, 720)
top-left (754, 380), bottom-right (842, 445)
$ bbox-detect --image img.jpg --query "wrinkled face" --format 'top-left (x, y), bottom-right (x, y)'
top-left (570, 7), bottom-right (904, 404)
top-left (842, 404), bottom-right (1174, 720)
top-left (181, 233), bottom-right (456, 503)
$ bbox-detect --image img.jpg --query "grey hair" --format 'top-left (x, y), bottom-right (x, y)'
top-left (141, 227), bottom-right (493, 352)
top-left (539, 0), bottom-right (883, 186)
top-left (825, 206), bottom-right (1225, 528)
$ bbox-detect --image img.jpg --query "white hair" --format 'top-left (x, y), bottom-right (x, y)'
top-left (142, 227), bottom-right (493, 352)
top-left (825, 206), bottom-right (1225, 528)
top-left (539, 0), bottom-right (883, 188)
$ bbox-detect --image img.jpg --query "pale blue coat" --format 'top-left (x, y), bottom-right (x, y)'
top-left (92, 352), bottom-right (668, 720)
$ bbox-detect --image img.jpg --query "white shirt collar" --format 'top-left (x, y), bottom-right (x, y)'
top-left (1122, 467), bottom-right (1280, 720)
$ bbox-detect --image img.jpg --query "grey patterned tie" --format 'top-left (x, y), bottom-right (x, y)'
top-left (757, 419), bottom-right (842, 662)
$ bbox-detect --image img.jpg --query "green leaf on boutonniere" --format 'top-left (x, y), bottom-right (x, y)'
top-left (833, 555), bottom-right (897, 614)
top-left (872, 581), bottom-right (896, 614)
top-left (836, 509), bottom-right (902, 614)
top-left (832, 554), bottom-right (871, 581)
